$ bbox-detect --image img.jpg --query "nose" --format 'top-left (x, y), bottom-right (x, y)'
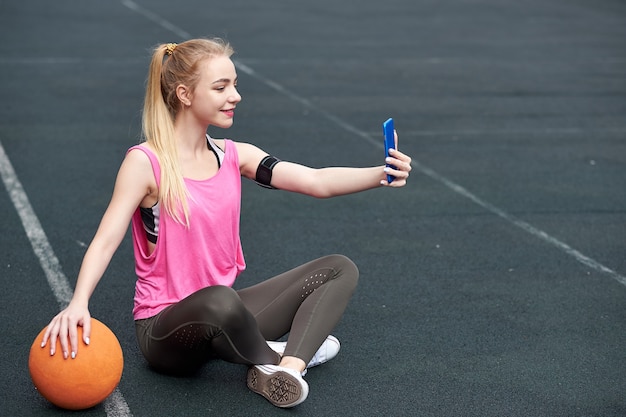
top-left (229, 87), bottom-right (241, 103)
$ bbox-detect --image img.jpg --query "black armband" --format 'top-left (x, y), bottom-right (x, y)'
top-left (255, 155), bottom-right (281, 189)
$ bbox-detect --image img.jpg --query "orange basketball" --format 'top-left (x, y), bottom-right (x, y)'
top-left (28, 318), bottom-right (124, 410)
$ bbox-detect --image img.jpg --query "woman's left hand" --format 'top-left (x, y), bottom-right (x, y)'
top-left (381, 131), bottom-right (412, 187)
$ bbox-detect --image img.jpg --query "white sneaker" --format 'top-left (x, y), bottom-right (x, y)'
top-left (247, 364), bottom-right (309, 408)
top-left (267, 335), bottom-right (341, 369)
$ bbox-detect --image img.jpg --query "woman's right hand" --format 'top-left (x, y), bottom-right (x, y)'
top-left (40, 303), bottom-right (91, 359)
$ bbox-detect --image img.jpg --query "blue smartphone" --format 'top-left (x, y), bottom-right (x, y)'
top-left (383, 118), bottom-right (396, 183)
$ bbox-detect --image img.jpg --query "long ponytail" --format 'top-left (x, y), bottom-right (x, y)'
top-left (141, 39), bottom-right (234, 227)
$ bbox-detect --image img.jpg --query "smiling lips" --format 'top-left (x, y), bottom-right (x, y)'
top-left (222, 108), bottom-right (235, 117)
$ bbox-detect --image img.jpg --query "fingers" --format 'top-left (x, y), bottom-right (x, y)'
top-left (82, 316), bottom-right (91, 347)
top-left (59, 317), bottom-right (70, 359)
top-left (68, 318), bottom-right (80, 359)
top-left (383, 148), bottom-right (412, 187)
top-left (40, 310), bottom-right (90, 359)
top-left (41, 323), bottom-right (51, 348)
top-left (41, 316), bottom-right (62, 356)
top-left (388, 147), bottom-right (411, 166)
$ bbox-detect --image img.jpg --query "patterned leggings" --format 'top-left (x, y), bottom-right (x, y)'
top-left (135, 254), bottom-right (358, 375)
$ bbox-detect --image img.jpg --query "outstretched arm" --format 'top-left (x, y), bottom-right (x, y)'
top-left (236, 131), bottom-right (412, 198)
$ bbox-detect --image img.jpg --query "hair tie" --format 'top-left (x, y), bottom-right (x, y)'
top-left (165, 43), bottom-right (178, 56)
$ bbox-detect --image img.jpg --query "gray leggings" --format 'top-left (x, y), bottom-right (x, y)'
top-left (135, 254), bottom-right (358, 376)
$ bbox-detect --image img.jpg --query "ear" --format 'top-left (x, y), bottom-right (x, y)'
top-left (176, 84), bottom-right (192, 107)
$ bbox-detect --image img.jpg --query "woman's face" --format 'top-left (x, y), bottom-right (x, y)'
top-left (188, 55), bottom-right (241, 128)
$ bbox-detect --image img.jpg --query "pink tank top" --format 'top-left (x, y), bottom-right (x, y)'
top-left (129, 139), bottom-right (246, 319)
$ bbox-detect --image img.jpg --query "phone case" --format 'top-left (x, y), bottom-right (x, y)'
top-left (383, 118), bottom-right (396, 183)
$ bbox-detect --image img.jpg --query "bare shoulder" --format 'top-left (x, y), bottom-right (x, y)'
top-left (231, 141), bottom-right (269, 178)
top-left (125, 146), bottom-right (152, 164)
top-left (232, 141), bottom-right (261, 156)
top-left (124, 147), bottom-right (153, 173)
top-left (119, 146), bottom-right (157, 194)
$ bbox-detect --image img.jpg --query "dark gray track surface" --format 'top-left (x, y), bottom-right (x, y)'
top-left (1, 0), bottom-right (625, 416)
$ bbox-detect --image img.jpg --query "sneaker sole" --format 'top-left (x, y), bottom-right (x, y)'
top-left (247, 366), bottom-right (308, 408)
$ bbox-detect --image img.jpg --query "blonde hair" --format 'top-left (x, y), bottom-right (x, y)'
top-left (142, 38), bottom-right (234, 226)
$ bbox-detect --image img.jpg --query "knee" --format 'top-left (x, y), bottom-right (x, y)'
top-left (194, 286), bottom-right (250, 326)
top-left (327, 254), bottom-right (359, 289)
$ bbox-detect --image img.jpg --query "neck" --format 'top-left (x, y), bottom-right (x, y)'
top-left (173, 112), bottom-right (209, 154)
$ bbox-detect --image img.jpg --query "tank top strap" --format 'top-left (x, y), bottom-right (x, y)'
top-left (127, 145), bottom-right (161, 186)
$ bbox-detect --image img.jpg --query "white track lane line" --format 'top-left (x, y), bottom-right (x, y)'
top-left (0, 140), bottom-right (133, 416)
top-left (0, 143), bottom-right (73, 307)
top-left (120, 0), bottom-right (625, 288)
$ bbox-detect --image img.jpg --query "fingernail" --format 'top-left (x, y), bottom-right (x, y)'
top-left (383, 167), bottom-right (390, 173)
top-left (385, 157), bottom-right (391, 163)
top-left (85, 337), bottom-right (90, 345)
top-left (380, 180), bottom-right (386, 186)
top-left (40, 341), bottom-right (45, 348)
top-left (63, 351), bottom-right (68, 359)
top-left (71, 351), bottom-right (76, 359)
top-left (50, 348), bottom-right (55, 356)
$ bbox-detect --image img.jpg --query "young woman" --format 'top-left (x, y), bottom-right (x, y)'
top-left (41, 38), bottom-right (412, 408)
